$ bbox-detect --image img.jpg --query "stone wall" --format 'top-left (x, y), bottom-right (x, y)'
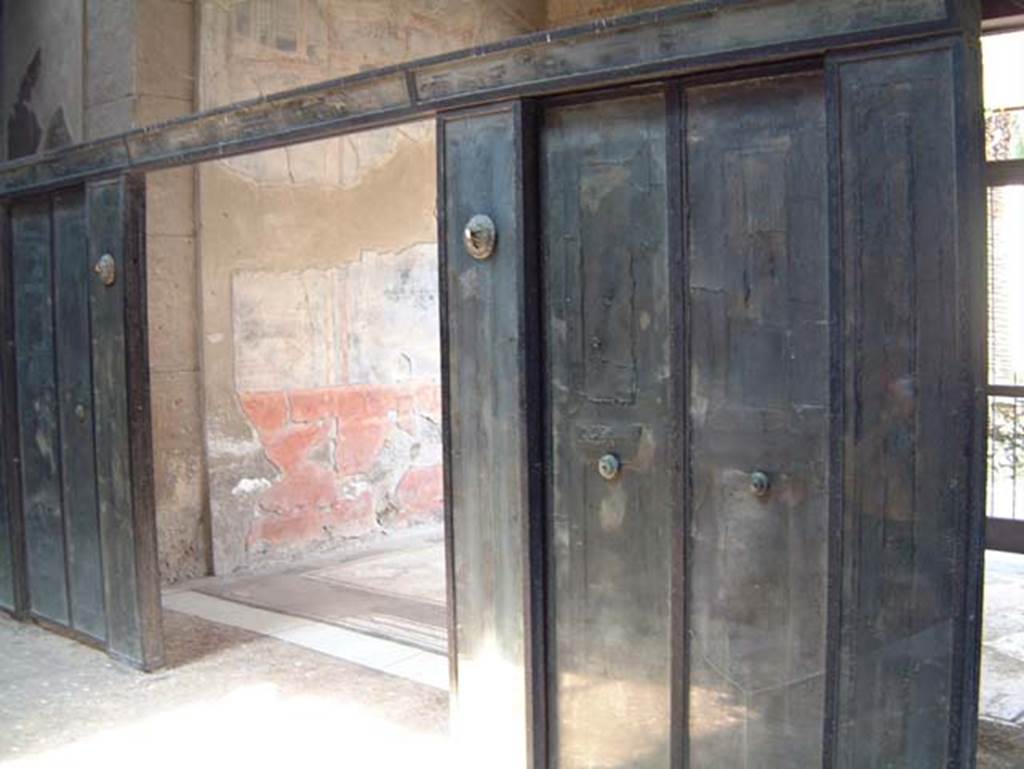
top-left (1, 0), bottom-right (208, 584)
top-left (1, 0), bottom-right (83, 159)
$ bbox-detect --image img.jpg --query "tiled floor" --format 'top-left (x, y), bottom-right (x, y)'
top-left (165, 528), bottom-right (449, 691)
top-left (162, 590), bottom-right (448, 690)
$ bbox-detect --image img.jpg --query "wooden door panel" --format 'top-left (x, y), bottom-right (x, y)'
top-left (2, 179), bottom-right (162, 668)
top-left (543, 93), bottom-right (675, 769)
top-left (12, 198), bottom-right (69, 626)
top-left (54, 190), bottom-right (106, 641)
top-left (685, 73), bottom-right (830, 769)
top-left (0, 361), bottom-right (12, 611)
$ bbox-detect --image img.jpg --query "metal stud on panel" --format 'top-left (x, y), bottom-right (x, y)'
top-left (463, 214), bottom-right (496, 260)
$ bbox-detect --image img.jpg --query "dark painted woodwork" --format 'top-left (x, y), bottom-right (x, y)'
top-left (11, 198), bottom-right (69, 625)
top-left (542, 93), bottom-right (675, 769)
top-left (440, 105), bottom-right (541, 768)
top-left (0, 0), bottom-right (964, 198)
top-left (982, 0), bottom-right (1024, 22)
top-left (0, 202), bottom-right (27, 617)
top-left (3, 180), bottom-right (162, 665)
top-left (87, 177), bottom-right (163, 670)
top-left (987, 518), bottom-right (1024, 553)
top-left (0, 205), bottom-right (14, 612)
top-left (417, 0), bottom-right (945, 102)
top-left (832, 43), bottom-right (984, 768)
top-left (53, 190), bottom-right (106, 640)
top-left (987, 158), bottom-right (1024, 187)
top-left (0, 343), bottom-right (11, 611)
top-left (685, 72), bottom-right (830, 769)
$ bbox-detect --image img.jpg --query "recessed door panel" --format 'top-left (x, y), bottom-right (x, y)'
top-left (3, 180), bottom-right (163, 669)
top-left (543, 93), bottom-right (675, 769)
top-left (54, 190), bottom-right (106, 641)
top-left (685, 73), bottom-right (830, 768)
top-left (12, 199), bottom-right (70, 625)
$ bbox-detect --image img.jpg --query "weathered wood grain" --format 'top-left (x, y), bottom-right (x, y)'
top-left (543, 92), bottom-right (674, 769)
top-left (832, 43), bottom-right (978, 768)
top-left (0, 203), bottom-right (27, 618)
top-left (417, 0), bottom-right (945, 101)
top-left (88, 177), bottom-right (164, 670)
top-left (0, 0), bottom-right (958, 198)
top-left (0, 204), bottom-right (13, 612)
top-left (53, 190), bottom-right (106, 641)
top-left (11, 198), bottom-right (69, 625)
top-left (440, 106), bottom-right (534, 769)
top-left (685, 72), bottom-right (830, 769)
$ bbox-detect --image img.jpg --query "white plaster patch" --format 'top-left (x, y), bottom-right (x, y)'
top-left (231, 477), bottom-right (273, 496)
top-left (232, 269), bottom-right (340, 391)
top-left (338, 243), bottom-right (440, 386)
top-left (232, 245), bottom-right (440, 391)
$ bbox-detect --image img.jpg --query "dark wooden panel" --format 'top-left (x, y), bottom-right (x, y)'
top-left (418, 0), bottom-right (945, 101)
top-left (88, 177), bottom-right (163, 669)
top-left (0, 339), bottom-right (11, 611)
top-left (0, 202), bottom-right (26, 617)
top-left (12, 198), bottom-right (69, 625)
top-left (440, 106), bottom-right (534, 767)
top-left (833, 44), bottom-right (979, 768)
top-left (0, 1), bottom-right (962, 198)
top-left (685, 73), bottom-right (830, 769)
top-left (53, 190), bottom-right (106, 641)
top-left (987, 518), bottom-right (1024, 554)
top-left (543, 93), bottom-right (674, 769)
top-left (0, 204), bottom-right (14, 612)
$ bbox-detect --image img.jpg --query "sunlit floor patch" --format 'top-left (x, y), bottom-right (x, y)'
top-left (163, 589), bottom-right (448, 690)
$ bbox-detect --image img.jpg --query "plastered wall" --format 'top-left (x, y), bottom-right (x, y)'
top-left (198, 0), bottom-right (551, 573)
top-left (2, 0), bottom-right (680, 581)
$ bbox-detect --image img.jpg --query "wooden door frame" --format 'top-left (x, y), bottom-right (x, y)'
top-left (0, 0), bottom-right (989, 761)
top-left (0, 0), bottom-right (981, 200)
top-left (0, 178), bottom-right (163, 670)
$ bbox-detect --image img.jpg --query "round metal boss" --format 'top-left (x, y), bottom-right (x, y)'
top-left (93, 253), bottom-right (117, 286)
top-left (597, 453), bottom-right (621, 481)
top-left (463, 214), bottom-right (496, 260)
top-left (750, 470), bottom-right (771, 497)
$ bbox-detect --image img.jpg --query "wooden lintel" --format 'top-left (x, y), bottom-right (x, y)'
top-left (0, 0), bottom-right (961, 197)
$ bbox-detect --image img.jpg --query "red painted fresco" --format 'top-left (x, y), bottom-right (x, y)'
top-left (239, 382), bottom-right (443, 552)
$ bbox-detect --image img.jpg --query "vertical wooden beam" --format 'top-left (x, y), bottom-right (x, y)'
top-left (87, 176), bottom-right (163, 670)
top-left (0, 202), bottom-right (27, 616)
top-left (829, 38), bottom-right (985, 767)
top-left (949, 30), bottom-right (987, 768)
top-left (12, 197), bottom-right (69, 626)
top-left (53, 189), bottom-right (106, 641)
top-left (439, 102), bottom-right (544, 769)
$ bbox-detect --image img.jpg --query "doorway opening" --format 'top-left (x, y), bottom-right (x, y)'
top-left (144, 117), bottom-right (452, 745)
top-left (979, 25), bottom-right (1024, 765)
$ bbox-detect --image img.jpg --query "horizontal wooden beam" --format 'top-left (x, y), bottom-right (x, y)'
top-left (982, 0), bottom-right (1024, 22)
top-left (0, 0), bottom-right (961, 198)
top-left (988, 384), bottom-right (1024, 398)
top-left (987, 158), bottom-right (1024, 186)
top-left (986, 518), bottom-right (1024, 554)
